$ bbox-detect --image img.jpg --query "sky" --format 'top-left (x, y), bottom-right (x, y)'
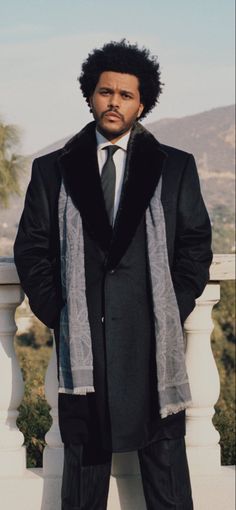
top-left (0, 0), bottom-right (235, 154)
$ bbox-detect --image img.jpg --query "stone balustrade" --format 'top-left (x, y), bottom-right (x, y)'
top-left (0, 255), bottom-right (235, 510)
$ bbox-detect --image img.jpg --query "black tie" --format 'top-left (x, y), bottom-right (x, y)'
top-left (101, 145), bottom-right (119, 225)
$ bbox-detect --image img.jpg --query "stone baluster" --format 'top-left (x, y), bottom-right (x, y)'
top-left (109, 452), bottom-right (146, 510)
top-left (0, 259), bottom-right (26, 476)
top-left (185, 282), bottom-right (221, 474)
top-left (43, 337), bottom-right (64, 477)
top-left (185, 254), bottom-right (235, 475)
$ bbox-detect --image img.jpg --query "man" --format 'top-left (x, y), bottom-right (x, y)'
top-left (14, 40), bottom-right (212, 509)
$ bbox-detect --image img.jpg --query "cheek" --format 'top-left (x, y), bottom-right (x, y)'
top-left (126, 105), bottom-right (142, 120)
top-left (93, 97), bottom-right (107, 114)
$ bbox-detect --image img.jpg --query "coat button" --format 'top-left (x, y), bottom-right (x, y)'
top-left (109, 269), bottom-right (115, 274)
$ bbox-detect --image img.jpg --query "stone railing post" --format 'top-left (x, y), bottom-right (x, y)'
top-left (0, 258), bottom-right (26, 476)
top-left (185, 283), bottom-right (221, 472)
top-left (43, 337), bottom-right (64, 477)
top-left (109, 452), bottom-right (146, 510)
top-left (185, 254), bottom-right (235, 474)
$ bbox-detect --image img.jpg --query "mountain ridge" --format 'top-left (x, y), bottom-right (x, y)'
top-left (0, 104), bottom-right (235, 255)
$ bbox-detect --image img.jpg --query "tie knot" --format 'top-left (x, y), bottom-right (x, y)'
top-left (103, 145), bottom-right (119, 158)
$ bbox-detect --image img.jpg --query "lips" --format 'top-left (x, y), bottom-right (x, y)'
top-left (103, 111), bottom-right (122, 120)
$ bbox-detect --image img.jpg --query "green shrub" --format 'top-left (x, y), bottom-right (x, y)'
top-left (211, 281), bottom-right (235, 465)
top-left (16, 344), bottom-right (52, 467)
top-left (16, 316), bottom-right (53, 349)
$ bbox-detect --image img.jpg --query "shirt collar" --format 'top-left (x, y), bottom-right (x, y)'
top-left (96, 128), bottom-right (130, 152)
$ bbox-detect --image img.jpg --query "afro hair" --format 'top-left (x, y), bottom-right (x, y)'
top-left (78, 39), bottom-right (163, 119)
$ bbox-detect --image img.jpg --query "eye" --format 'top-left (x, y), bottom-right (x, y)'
top-left (100, 89), bottom-right (110, 96)
top-left (122, 92), bottom-right (132, 99)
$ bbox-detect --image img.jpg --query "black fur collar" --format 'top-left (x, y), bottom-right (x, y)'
top-left (58, 121), bottom-right (167, 269)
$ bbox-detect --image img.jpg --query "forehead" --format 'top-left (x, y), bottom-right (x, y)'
top-left (96, 71), bottom-right (140, 91)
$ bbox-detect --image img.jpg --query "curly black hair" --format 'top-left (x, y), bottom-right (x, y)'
top-left (78, 39), bottom-right (163, 119)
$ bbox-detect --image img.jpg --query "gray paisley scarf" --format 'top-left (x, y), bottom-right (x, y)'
top-left (58, 177), bottom-right (192, 418)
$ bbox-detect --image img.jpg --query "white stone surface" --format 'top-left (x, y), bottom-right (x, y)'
top-left (0, 469), bottom-right (60, 510)
top-left (0, 258), bottom-right (19, 284)
top-left (190, 466), bottom-right (235, 510)
top-left (210, 254), bottom-right (235, 281)
top-left (0, 278), bottom-right (26, 476)
top-left (0, 465), bottom-right (234, 510)
top-left (108, 466), bottom-right (236, 510)
top-left (185, 283), bottom-right (222, 473)
top-left (108, 471), bottom-right (146, 510)
top-left (43, 341), bottom-right (64, 477)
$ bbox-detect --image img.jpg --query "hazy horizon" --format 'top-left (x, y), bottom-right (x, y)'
top-left (32, 102), bottom-right (234, 157)
top-left (1, 0), bottom-right (235, 154)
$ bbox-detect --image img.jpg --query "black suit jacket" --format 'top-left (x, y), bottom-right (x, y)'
top-left (14, 121), bottom-right (212, 446)
top-left (14, 121), bottom-right (212, 327)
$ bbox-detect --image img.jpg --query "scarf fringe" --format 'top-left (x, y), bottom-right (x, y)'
top-left (160, 400), bottom-right (192, 419)
top-left (59, 386), bottom-right (95, 395)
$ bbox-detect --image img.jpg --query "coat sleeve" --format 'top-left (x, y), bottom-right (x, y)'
top-left (14, 158), bottom-right (64, 328)
top-left (172, 154), bottom-right (213, 324)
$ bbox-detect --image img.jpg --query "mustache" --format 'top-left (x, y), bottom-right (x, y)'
top-left (101, 108), bottom-right (124, 120)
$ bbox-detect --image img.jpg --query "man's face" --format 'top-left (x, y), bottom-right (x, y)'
top-left (89, 71), bottom-right (144, 143)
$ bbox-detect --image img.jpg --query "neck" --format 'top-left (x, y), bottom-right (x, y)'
top-left (96, 126), bottom-right (131, 144)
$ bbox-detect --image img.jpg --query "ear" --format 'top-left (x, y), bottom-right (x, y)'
top-left (88, 96), bottom-right (94, 114)
top-left (137, 103), bottom-right (144, 118)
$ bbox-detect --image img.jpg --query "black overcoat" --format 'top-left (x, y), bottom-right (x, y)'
top-left (14, 121), bottom-right (212, 449)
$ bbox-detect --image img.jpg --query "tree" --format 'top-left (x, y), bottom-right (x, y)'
top-left (0, 119), bottom-right (27, 207)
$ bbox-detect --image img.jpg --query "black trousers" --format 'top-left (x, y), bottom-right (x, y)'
top-left (61, 437), bottom-right (193, 510)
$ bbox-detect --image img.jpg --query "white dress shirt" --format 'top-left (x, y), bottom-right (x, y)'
top-left (96, 129), bottom-right (130, 222)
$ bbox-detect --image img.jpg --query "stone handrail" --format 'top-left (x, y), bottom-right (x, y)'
top-left (0, 254), bottom-right (235, 510)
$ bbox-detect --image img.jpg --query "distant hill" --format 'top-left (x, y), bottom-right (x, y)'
top-left (149, 104), bottom-right (234, 174)
top-left (148, 105), bottom-right (235, 218)
top-left (0, 104), bottom-right (235, 255)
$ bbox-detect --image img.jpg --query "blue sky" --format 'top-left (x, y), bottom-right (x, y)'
top-left (0, 0), bottom-right (235, 153)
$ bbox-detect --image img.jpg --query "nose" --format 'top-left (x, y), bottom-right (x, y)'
top-left (108, 93), bottom-right (120, 109)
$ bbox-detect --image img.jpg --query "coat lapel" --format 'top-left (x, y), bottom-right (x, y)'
top-left (107, 123), bottom-right (167, 269)
top-left (58, 121), bottom-right (112, 252)
top-left (57, 121), bottom-right (167, 267)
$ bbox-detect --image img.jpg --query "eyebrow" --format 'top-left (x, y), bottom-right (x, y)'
top-left (98, 86), bottom-right (135, 97)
